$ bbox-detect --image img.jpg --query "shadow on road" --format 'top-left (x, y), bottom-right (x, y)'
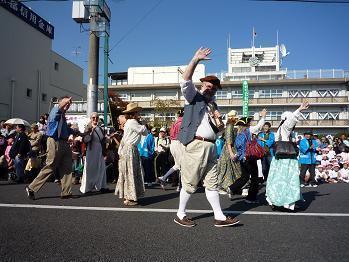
top-left (139, 192), bottom-right (179, 206)
top-left (297, 190), bottom-right (329, 211)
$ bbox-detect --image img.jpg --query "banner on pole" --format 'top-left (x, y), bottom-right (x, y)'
top-left (242, 80), bottom-right (249, 117)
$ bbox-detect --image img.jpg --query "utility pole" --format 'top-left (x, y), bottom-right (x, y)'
top-left (72, 0), bottom-right (111, 121)
top-left (87, 16), bottom-right (99, 116)
top-left (103, 34), bottom-right (109, 126)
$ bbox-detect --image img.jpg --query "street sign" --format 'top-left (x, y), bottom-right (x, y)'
top-left (242, 80), bottom-right (249, 117)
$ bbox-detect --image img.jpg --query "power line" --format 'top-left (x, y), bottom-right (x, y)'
top-left (250, 0), bottom-right (349, 3)
top-left (109, 0), bottom-right (164, 53)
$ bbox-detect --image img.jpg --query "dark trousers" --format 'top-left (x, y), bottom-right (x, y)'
top-left (229, 159), bottom-right (259, 201)
top-left (154, 152), bottom-right (169, 178)
top-left (142, 156), bottom-right (155, 183)
top-left (261, 155), bottom-right (273, 181)
top-left (300, 164), bottom-right (316, 184)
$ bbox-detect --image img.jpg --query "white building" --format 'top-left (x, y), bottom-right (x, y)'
top-left (0, 1), bottom-right (86, 123)
top-left (226, 45), bottom-right (286, 81)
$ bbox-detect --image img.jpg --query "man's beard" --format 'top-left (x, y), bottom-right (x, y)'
top-left (202, 89), bottom-right (215, 102)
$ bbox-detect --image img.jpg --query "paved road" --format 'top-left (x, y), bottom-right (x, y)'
top-left (0, 181), bottom-right (348, 262)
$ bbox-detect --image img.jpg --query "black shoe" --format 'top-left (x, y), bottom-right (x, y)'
top-left (100, 188), bottom-right (111, 194)
top-left (25, 186), bottom-right (35, 200)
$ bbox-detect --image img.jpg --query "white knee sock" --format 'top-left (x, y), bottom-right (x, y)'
top-left (205, 188), bottom-right (226, 221)
top-left (177, 188), bottom-right (191, 220)
top-left (162, 167), bottom-right (176, 181)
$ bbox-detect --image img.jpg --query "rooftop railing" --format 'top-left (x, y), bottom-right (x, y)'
top-left (208, 69), bottom-right (349, 81)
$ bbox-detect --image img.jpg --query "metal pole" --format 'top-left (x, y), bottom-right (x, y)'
top-left (103, 34), bottom-right (109, 127)
top-left (87, 21), bottom-right (99, 117)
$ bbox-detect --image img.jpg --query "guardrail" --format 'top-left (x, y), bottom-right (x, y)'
top-left (208, 69), bottom-right (349, 81)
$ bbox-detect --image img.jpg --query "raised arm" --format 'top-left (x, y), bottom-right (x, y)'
top-left (182, 47), bottom-right (211, 81)
top-left (181, 47), bottom-right (212, 103)
top-left (284, 102), bottom-right (309, 132)
top-left (250, 109), bottom-right (267, 134)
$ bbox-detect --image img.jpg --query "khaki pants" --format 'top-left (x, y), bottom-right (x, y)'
top-left (180, 140), bottom-right (218, 194)
top-left (29, 137), bottom-right (72, 196)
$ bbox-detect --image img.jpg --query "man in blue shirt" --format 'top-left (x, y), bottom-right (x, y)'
top-left (257, 122), bottom-right (275, 182)
top-left (299, 130), bottom-right (319, 187)
top-left (138, 125), bottom-right (155, 185)
top-left (26, 96), bottom-right (73, 199)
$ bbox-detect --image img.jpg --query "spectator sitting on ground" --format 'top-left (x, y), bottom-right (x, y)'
top-left (315, 165), bottom-right (329, 183)
top-left (327, 145), bottom-right (336, 160)
top-left (339, 161), bottom-right (349, 183)
top-left (328, 163), bottom-right (340, 184)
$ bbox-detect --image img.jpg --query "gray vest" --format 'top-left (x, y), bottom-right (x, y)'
top-left (178, 92), bottom-right (207, 146)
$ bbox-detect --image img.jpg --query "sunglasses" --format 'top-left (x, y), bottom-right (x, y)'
top-left (92, 117), bottom-right (99, 119)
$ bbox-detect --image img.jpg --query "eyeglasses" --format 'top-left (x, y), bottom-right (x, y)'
top-left (92, 117), bottom-right (99, 119)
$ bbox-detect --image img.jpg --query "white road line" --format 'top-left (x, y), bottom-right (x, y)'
top-left (1, 203), bottom-right (349, 217)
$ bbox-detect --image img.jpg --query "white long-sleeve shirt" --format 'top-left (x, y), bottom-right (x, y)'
top-left (180, 80), bottom-right (216, 140)
top-left (275, 110), bottom-right (301, 142)
top-left (119, 119), bottom-right (147, 155)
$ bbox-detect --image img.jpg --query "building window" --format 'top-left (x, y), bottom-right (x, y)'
top-left (140, 112), bottom-right (153, 121)
top-left (215, 91), bottom-right (228, 99)
top-left (26, 88), bottom-right (32, 98)
top-left (259, 89), bottom-right (282, 98)
top-left (118, 93), bottom-right (128, 101)
top-left (155, 112), bottom-right (176, 121)
top-left (41, 93), bottom-right (47, 102)
top-left (266, 111), bottom-right (283, 121)
top-left (231, 90), bottom-right (254, 99)
top-left (54, 62), bottom-right (59, 71)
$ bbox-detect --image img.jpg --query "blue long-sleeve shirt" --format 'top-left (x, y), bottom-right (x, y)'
top-left (46, 106), bottom-right (71, 141)
top-left (258, 132), bottom-right (275, 156)
top-left (138, 133), bottom-right (155, 158)
top-left (299, 138), bottom-right (318, 165)
top-left (235, 129), bottom-right (251, 161)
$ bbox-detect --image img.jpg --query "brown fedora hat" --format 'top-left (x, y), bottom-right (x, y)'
top-left (122, 102), bottom-right (142, 114)
top-left (200, 75), bottom-right (222, 89)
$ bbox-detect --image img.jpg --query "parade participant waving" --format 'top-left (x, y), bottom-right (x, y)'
top-left (266, 102), bottom-right (310, 211)
top-left (174, 47), bottom-right (239, 227)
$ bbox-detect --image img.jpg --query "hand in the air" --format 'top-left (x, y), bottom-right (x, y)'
top-left (193, 47), bottom-right (212, 62)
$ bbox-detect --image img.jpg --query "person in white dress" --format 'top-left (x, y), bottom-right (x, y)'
top-left (80, 112), bottom-right (108, 194)
top-left (115, 103), bottom-right (148, 206)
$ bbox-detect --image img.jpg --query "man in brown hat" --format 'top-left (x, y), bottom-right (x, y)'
top-left (174, 47), bottom-right (239, 227)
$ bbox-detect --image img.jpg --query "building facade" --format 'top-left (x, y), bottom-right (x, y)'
top-left (0, 1), bottom-right (86, 123)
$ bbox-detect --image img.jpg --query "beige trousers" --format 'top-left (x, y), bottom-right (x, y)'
top-left (180, 139), bottom-right (218, 194)
top-left (29, 137), bottom-right (72, 196)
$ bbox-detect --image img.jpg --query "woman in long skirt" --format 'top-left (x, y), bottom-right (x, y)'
top-left (80, 112), bottom-right (108, 194)
top-left (217, 110), bottom-right (241, 194)
top-left (266, 102), bottom-right (309, 211)
top-left (115, 103), bottom-right (148, 206)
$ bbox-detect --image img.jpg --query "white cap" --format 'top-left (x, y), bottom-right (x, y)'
top-left (160, 127), bottom-right (166, 132)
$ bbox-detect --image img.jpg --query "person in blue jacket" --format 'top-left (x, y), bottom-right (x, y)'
top-left (299, 130), bottom-right (319, 187)
top-left (138, 125), bottom-right (155, 185)
top-left (257, 122), bottom-right (275, 182)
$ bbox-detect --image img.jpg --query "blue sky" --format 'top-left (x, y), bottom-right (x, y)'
top-left (26, 0), bottom-right (349, 83)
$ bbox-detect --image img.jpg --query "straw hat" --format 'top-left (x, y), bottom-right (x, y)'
top-left (122, 103), bottom-right (142, 114)
top-left (227, 110), bottom-right (238, 119)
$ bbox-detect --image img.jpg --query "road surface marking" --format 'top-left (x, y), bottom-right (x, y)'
top-left (1, 203), bottom-right (349, 217)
